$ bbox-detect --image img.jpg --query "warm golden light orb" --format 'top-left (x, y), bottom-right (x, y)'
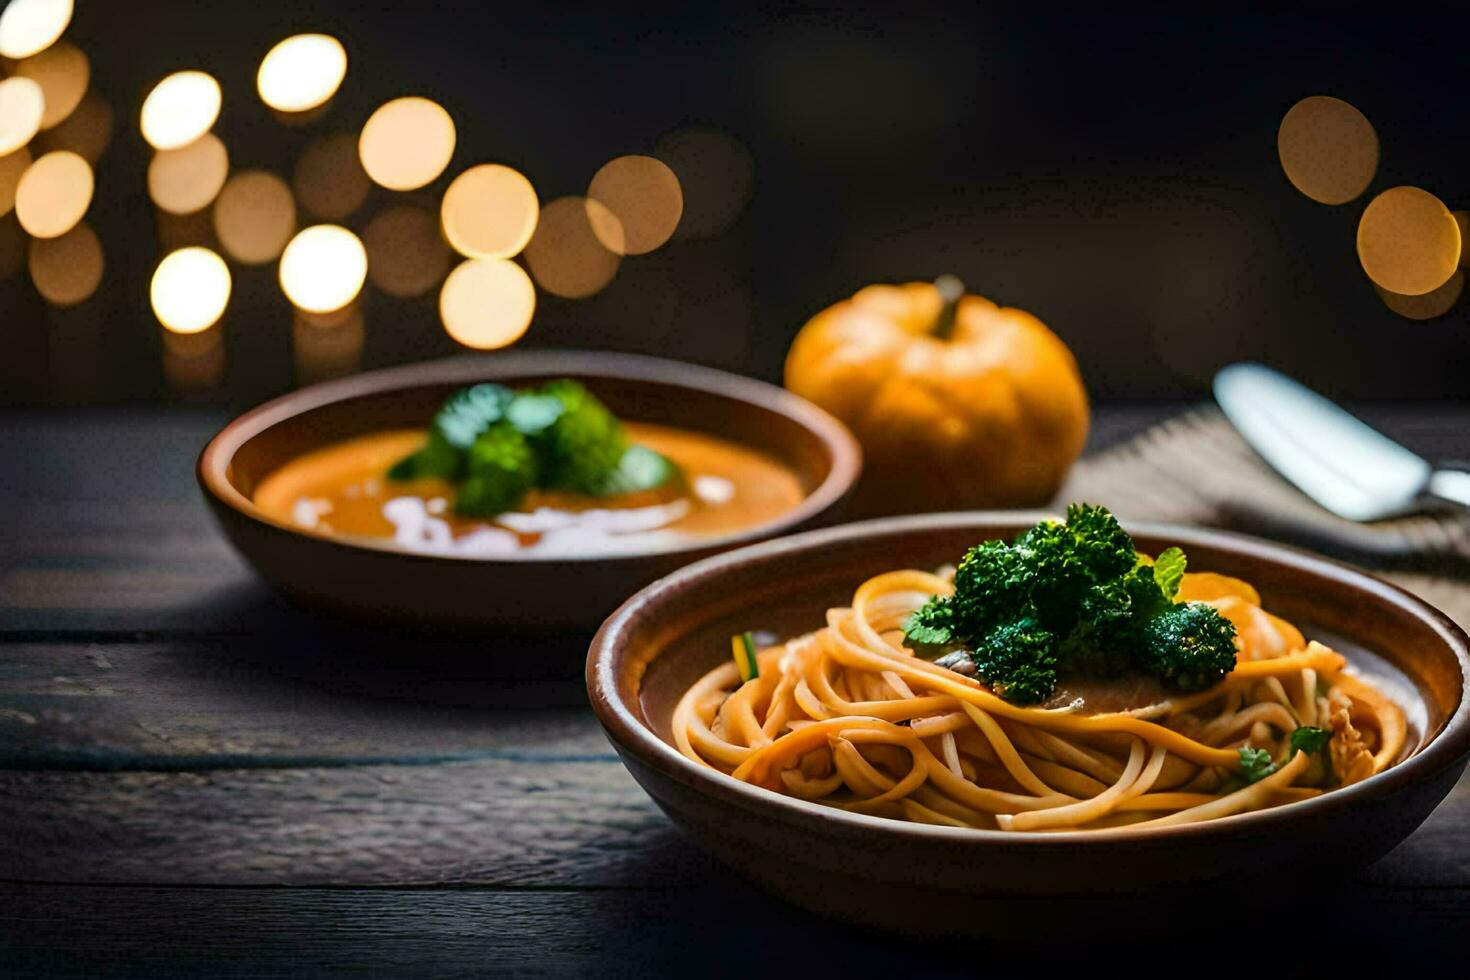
top-left (163, 331), bottom-right (226, 392)
top-left (151, 246), bottom-right (232, 334)
top-left (1377, 271), bottom-right (1464, 321)
top-left (1357, 186), bottom-right (1461, 296)
top-left (294, 306), bottom-right (365, 385)
top-left (14, 40), bottom-right (88, 129)
top-left (0, 0), bottom-right (72, 60)
top-left (140, 71), bottom-right (221, 151)
top-left (363, 204), bottom-right (449, 297)
top-left (213, 170), bottom-right (295, 265)
top-left (0, 146), bottom-right (30, 216)
top-left (279, 224), bottom-right (367, 313)
top-left (587, 154), bottom-right (682, 254)
top-left (0, 76), bottom-right (45, 155)
top-left (1277, 95), bottom-right (1378, 206)
top-left (1454, 212), bottom-right (1470, 269)
top-left (41, 89), bottom-right (114, 163)
top-left (14, 148), bottom-right (91, 237)
top-left (27, 219), bottom-right (101, 305)
top-left (146, 132), bottom-right (229, 215)
top-left (440, 164), bottom-right (538, 259)
top-left (358, 96), bottom-right (455, 191)
top-left (523, 196), bottom-right (623, 299)
top-left (257, 33), bottom-right (347, 113)
top-left (293, 131), bottom-right (369, 220)
top-left (439, 257), bottom-right (536, 349)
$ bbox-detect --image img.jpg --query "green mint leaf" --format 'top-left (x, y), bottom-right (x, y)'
top-left (1289, 726), bottom-right (1332, 756)
top-left (1153, 547), bottom-right (1187, 600)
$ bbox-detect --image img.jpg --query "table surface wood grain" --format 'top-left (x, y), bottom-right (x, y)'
top-left (1, 403), bottom-right (1467, 977)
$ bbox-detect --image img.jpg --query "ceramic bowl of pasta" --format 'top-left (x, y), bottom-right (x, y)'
top-left (588, 508), bottom-right (1470, 930)
top-left (199, 352), bottom-right (859, 631)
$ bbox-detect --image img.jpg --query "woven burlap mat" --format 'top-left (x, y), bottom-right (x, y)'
top-left (1059, 408), bottom-right (1470, 630)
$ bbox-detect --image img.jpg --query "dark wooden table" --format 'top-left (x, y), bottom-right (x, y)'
top-left (2, 404), bottom-right (1467, 977)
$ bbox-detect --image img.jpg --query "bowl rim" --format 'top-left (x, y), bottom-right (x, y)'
top-left (588, 510), bottom-right (1470, 845)
top-left (197, 351), bottom-right (862, 565)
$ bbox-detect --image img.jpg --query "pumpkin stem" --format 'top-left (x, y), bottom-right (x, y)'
top-left (930, 275), bottom-right (965, 341)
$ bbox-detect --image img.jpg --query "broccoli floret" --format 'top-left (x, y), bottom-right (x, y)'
top-left (901, 504), bottom-right (1240, 705)
top-left (1137, 602), bottom-right (1238, 691)
top-left (389, 383), bottom-right (514, 481)
top-left (536, 380), bottom-right (629, 494)
top-left (455, 421), bottom-right (538, 516)
top-left (1238, 746), bottom-right (1276, 783)
top-left (596, 444), bottom-right (684, 496)
top-left (970, 618), bottom-right (1059, 705)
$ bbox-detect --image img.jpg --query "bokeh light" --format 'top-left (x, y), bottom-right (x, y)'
top-left (294, 305), bottom-right (364, 385)
top-left (587, 154), bottom-right (682, 254)
top-left (146, 132), bottom-right (229, 215)
top-left (13, 39), bottom-right (88, 129)
top-left (363, 204), bottom-right (449, 298)
top-left (163, 329), bottom-right (225, 392)
top-left (257, 34), bottom-right (347, 113)
top-left (358, 96), bottom-right (455, 191)
top-left (439, 257), bottom-right (536, 349)
top-left (140, 71), bottom-right (221, 151)
top-left (39, 88), bottom-right (112, 162)
top-left (212, 170), bottom-right (295, 264)
top-left (440, 163), bottom-right (538, 259)
top-left (27, 219), bottom-right (101, 305)
top-left (151, 246), bottom-right (231, 333)
top-left (0, 145), bottom-right (30, 216)
top-left (522, 196), bottom-right (623, 299)
top-left (1277, 96), bottom-right (1377, 206)
top-left (293, 131), bottom-right (370, 220)
top-left (0, 76), bottom-right (45, 154)
top-left (654, 129), bottom-right (753, 239)
top-left (1454, 211), bottom-right (1469, 269)
top-left (1377, 271), bottom-right (1464, 321)
top-left (279, 223), bottom-right (367, 313)
top-left (1357, 186), bottom-right (1461, 296)
top-left (14, 148), bottom-right (91, 237)
top-left (0, 0), bottom-right (72, 60)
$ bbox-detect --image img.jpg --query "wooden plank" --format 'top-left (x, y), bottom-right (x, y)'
top-left (1, 757), bottom-right (1465, 889)
top-left (0, 760), bottom-right (693, 889)
top-left (1, 882), bottom-right (1466, 978)
top-left (0, 639), bottom-right (599, 769)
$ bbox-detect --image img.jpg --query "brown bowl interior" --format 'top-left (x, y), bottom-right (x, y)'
top-left (590, 513), bottom-right (1470, 922)
top-left (199, 352), bottom-right (860, 631)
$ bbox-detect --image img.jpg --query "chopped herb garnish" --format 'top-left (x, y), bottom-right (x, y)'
top-left (732, 631), bottom-right (760, 682)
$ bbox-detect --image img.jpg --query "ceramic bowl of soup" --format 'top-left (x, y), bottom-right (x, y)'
top-left (199, 352), bottom-right (861, 631)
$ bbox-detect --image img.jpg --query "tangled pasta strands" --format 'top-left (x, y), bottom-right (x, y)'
top-left (673, 569), bottom-right (1408, 832)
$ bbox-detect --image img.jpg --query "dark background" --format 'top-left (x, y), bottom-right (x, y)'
top-left (3, 5), bottom-right (1467, 408)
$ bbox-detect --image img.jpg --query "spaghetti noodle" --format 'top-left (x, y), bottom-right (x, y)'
top-left (673, 566), bottom-right (1407, 832)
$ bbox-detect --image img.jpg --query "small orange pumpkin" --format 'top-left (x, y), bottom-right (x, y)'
top-left (784, 277), bottom-right (1089, 514)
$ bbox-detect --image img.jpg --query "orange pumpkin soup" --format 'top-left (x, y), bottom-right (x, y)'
top-left (254, 423), bottom-right (805, 557)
